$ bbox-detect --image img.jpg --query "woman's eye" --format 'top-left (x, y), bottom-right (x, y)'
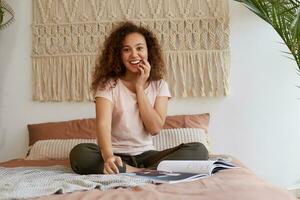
top-left (122, 48), bottom-right (130, 52)
top-left (137, 47), bottom-right (143, 51)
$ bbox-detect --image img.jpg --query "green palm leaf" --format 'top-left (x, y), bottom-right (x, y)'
top-left (0, 1), bottom-right (4, 25)
top-left (0, 0), bottom-right (15, 30)
top-left (234, 0), bottom-right (300, 70)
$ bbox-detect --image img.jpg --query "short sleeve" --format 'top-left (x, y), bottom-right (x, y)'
top-left (94, 87), bottom-right (113, 102)
top-left (158, 80), bottom-right (172, 98)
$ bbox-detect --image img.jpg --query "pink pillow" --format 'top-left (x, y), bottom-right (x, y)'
top-left (28, 118), bottom-right (96, 146)
top-left (163, 113), bottom-right (209, 133)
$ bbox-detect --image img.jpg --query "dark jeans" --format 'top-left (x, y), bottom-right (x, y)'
top-left (69, 142), bottom-right (209, 174)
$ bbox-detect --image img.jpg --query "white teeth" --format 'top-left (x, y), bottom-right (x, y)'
top-left (130, 60), bottom-right (140, 64)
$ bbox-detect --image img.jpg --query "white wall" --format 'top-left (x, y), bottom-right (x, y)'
top-left (0, 0), bottom-right (299, 187)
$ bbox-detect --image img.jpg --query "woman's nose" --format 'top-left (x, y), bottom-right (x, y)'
top-left (131, 49), bottom-right (138, 57)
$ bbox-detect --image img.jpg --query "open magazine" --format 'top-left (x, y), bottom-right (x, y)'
top-left (125, 159), bottom-right (236, 184)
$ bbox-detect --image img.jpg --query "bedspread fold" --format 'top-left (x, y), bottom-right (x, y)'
top-left (0, 166), bottom-right (151, 200)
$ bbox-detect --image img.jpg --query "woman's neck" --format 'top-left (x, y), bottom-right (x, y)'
top-left (120, 72), bottom-right (149, 92)
top-left (121, 71), bottom-right (137, 82)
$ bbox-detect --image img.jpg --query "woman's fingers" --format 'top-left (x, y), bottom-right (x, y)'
top-left (140, 59), bottom-right (150, 72)
top-left (139, 63), bottom-right (150, 77)
top-left (142, 59), bottom-right (150, 68)
top-left (110, 162), bottom-right (119, 174)
top-left (116, 156), bottom-right (123, 167)
top-left (138, 64), bottom-right (145, 75)
top-left (103, 168), bottom-right (108, 174)
top-left (135, 58), bottom-right (151, 88)
top-left (104, 164), bottom-right (114, 174)
top-left (105, 162), bottom-right (118, 174)
top-left (104, 156), bottom-right (123, 174)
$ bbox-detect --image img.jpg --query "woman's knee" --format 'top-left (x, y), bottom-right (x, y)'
top-left (69, 143), bottom-right (102, 174)
top-left (70, 143), bottom-right (98, 161)
top-left (180, 142), bottom-right (209, 160)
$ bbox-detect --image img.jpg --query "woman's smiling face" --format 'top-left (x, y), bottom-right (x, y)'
top-left (121, 32), bottom-right (148, 74)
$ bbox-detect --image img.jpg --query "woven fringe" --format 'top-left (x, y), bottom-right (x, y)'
top-left (32, 50), bottom-right (229, 101)
top-left (165, 50), bottom-right (230, 97)
top-left (32, 55), bottom-right (95, 101)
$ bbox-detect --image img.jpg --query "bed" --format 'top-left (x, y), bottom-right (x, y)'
top-left (0, 114), bottom-right (296, 200)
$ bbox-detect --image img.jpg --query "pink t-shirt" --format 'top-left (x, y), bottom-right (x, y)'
top-left (95, 79), bottom-right (171, 155)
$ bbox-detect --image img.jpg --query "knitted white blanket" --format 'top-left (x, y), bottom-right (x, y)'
top-left (0, 166), bottom-right (151, 200)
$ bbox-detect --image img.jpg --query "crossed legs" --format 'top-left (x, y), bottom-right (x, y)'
top-left (69, 142), bottom-right (208, 174)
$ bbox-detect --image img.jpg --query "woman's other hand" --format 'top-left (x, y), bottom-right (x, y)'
top-left (136, 58), bottom-right (151, 89)
top-left (103, 155), bottom-right (123, 174)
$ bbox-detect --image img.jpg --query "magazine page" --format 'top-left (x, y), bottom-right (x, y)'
top-left (157, 160), bottom-right (216, 174)
top-left (125, 170), bottom-right (207, 184)
top-left (210, 160), bottom-right (236, 174)
top-left (157, 159), bottom-right (236, 175)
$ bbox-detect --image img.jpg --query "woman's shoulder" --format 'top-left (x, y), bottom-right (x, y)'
top-left (149, 79), bottom-right (171, 97)
top-left (96, 78), bottom-right (118, 92)
top-left (150, 79), bottom-right (168, 88)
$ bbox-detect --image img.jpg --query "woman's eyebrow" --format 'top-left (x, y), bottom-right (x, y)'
top-left (135, 42), bottom-right (145, 46)
top-left (122, 42), bottom-right (145, 48)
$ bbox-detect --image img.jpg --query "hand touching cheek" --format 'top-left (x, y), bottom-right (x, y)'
top-left (136, 58), bottom-right (151, 89)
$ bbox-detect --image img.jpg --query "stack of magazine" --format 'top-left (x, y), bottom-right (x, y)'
top-left (124, 159), bottom-right (237, 184)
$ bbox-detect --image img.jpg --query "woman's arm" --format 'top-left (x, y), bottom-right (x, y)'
top-left (136, 87), bottom-right (169, 135)
top-left (95, 97), bottom-right (122, 174)
top-left (135, 58), bottom-right (169, 135)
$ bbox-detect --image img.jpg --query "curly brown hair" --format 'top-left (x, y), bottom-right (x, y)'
top-left (91, 21), bottom-right (166, 92)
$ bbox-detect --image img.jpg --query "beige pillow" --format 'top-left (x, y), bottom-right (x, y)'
top-left (153, 128), bottom-right (210, 151)
top-left (26, 139), bottom-right (97, 160)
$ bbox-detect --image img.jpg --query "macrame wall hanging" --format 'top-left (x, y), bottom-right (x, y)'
top-left (32, 0), bottom-right (230, 101)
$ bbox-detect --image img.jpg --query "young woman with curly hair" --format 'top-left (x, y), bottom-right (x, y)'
top-left (70, 21), bottom-right (208, 175)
